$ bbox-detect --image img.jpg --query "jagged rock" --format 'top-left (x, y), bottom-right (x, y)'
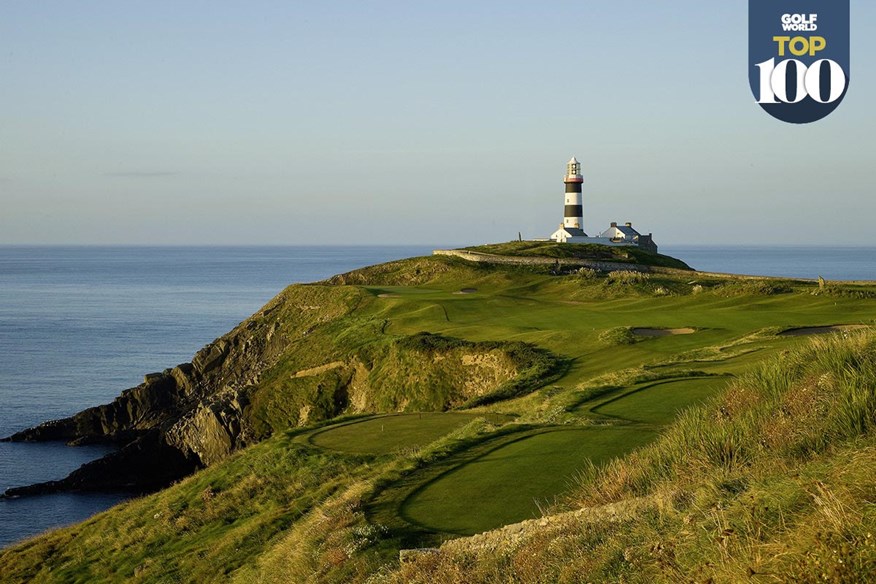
top-left (3, 370), bottom-right (188, 445)
top-left (164, 389), bottom-right (253, 466)
top-left (193, 340), bottom-right (229, 373)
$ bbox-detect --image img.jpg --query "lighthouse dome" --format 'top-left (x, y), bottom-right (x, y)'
top-left (566, 157), bottom-right (582, 179)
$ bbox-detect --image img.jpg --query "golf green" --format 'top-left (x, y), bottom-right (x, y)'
top-left (400, 426), bottom-right (655, 534)
top-left (308, 413), bottom-right (481, 454)
top-left (592, 376), bottom-right (732, 425)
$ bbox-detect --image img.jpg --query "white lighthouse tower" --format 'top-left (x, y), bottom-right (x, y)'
top-left (563, 157), bottom-right (584, 230)
top-left (550, 157), bottom-right (589, 242)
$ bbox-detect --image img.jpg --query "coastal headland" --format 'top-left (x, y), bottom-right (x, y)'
top-left (2, 242), bottom-right (875, 583)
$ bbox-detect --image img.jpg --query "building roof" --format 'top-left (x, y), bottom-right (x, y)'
top-left (614, 225), bottom-right (639, 237)
top-left (561, 227), bottom-right (587, 237)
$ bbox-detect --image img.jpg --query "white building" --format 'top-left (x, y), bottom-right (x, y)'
top-left (598, 222), bottom-right (657, 253)
top-left (550, 226), bottom-right (589, 243)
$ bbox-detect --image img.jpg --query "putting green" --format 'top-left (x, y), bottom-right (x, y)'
top-left (592, 376), bottom-right (732, 425)
top-left (400, 426), bottom-right (655, 534)
top-left (308, 413), bottom-right (484, 454)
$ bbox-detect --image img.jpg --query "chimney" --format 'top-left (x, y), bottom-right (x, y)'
top-left (625, 222), bottom-right (632, 227)
top-left (610, 222), bottom-right (617, 227)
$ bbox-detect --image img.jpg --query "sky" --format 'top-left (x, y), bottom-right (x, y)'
top-left (1, 1), bottom-right (874, 246)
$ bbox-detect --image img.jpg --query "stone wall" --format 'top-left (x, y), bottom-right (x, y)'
top-left (432, 249), bottom-right (664, 274)
top-left (432, 249), bottom-right (819, 282)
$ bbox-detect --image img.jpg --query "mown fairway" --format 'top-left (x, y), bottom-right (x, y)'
top-left (399, 426), bottom-right (655, 534)
top-left (589, 375), bottom-right (733, 425)
top-left (348, 261), bottom-right (876, 536)
top-left (308, 413), bottom-right (487, 454)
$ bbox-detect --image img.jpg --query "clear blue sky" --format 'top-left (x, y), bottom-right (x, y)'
top-left (1, 1), bottom-right (874, 245)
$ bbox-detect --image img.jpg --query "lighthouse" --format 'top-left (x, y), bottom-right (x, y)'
top-left (550, 157), bottom-right (590, 242)
top-left (563, 157), bottom-right (584, 230)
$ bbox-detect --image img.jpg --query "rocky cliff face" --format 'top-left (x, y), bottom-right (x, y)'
top-left (2, 283), bottom-right (366, 495)
top-left (246, 332), bottom-right (546, 434)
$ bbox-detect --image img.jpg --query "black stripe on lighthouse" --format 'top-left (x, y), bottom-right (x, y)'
top-left (565, 182), bottom-right (582, 193)
top-left (564, 205), bottom-right (583, 217)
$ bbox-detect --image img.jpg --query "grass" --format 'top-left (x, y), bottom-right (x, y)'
top-left (590, 376), bottom-right (732, 425)
top-left (248, 329), bottom-right (560, 433)
top-left (0, 431), bottom-right (370, 583)
top-left (2, 251), bottom-right (876, 583)
top-left (399, 427), bottom-right (656, 535)
top-left (307, 413), bottom-right (488, 455)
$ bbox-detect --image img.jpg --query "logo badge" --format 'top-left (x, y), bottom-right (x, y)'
top-left (749, 0), bottom-right (850, 123)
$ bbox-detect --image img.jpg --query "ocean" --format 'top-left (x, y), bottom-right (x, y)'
top-left (0, 244), bottom-right (873, 549)
top-left (662, 245), bottom-right (876, 281)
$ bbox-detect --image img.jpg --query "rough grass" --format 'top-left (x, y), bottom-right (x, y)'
top-left (0, 431), bottom-right (369, 584)
top-left (307, 413), bottom-right (484, 455)
top-left (249, 330), bottom-right (562, 434)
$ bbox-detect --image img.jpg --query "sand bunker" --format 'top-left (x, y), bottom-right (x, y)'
top-left (377, 293), bottom-right (400, 298)
top-left (453, 288), bottom-right (478, 295)
top-left (632, 327), bottom-right (696, 337)
top-left (778, 325), bottom-right (869, 337)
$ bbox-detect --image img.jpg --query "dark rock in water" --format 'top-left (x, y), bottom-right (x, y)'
top-left (2, 429), bottom-right (198, 498)
top-left (3, 369), bottom-right (186, 445)
top-left (0, 285), bottom-right (312, 497)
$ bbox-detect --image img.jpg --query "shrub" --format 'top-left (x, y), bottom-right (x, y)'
top-left (607, 270), bottom-right (650, 284)
top-left (574, 267), bottom-right (599, 281)
top-left (599, 327), bottom-right (639, 346)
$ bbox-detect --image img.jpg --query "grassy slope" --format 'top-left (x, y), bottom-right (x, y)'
top-left (308, 413), bottom-right (483, 455)
top-left (0, 430), bottom-right (372, 583)
top-left (1, 254), bottom-right (875, 583)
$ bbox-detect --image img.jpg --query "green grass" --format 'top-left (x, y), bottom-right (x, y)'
top-left (307, 413), bottom-right (489, 454)
top-left (590, 376), bottom-right (732, 425)
top-left (248, 329), bottom-right (560, 433)
top-left (399, 427), bottom-right (656, 535)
